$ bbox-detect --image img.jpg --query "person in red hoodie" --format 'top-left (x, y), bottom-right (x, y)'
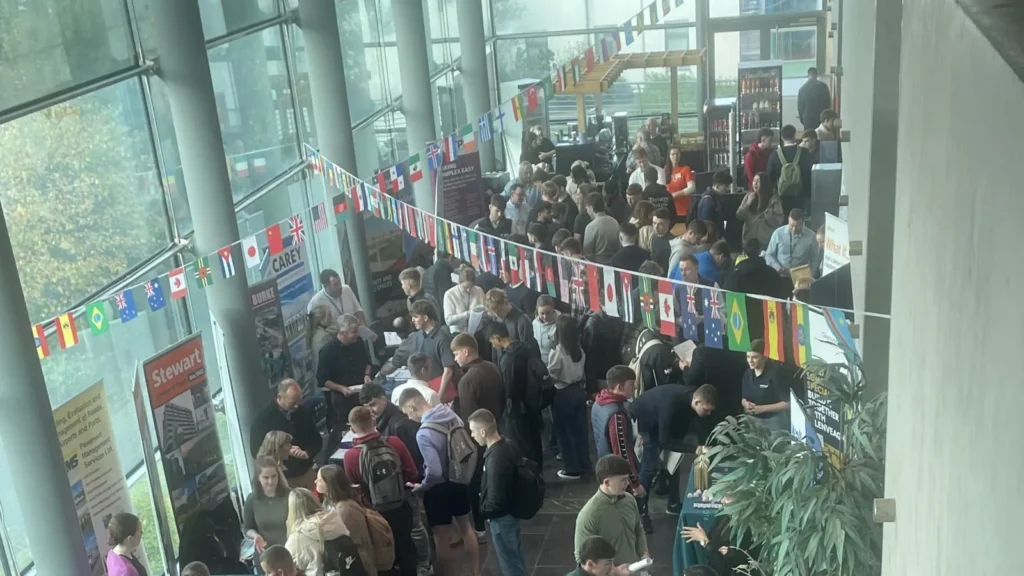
top-left (744, 127), bottom-right (775, 188)
top-left (590, 366), bottom-right (651, 533)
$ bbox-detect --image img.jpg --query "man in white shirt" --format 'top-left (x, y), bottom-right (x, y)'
top-left (390, 352), bottom-right (441, 407)
top-left (307, 268), bottom-right (377, 357)
top-left (627, 146), bottom-right (665, 188)
top-left (532, 295), bottom-right (560, 360)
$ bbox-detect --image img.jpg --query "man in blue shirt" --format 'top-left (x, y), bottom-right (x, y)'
top-left (764, 209), bottom-right (818, 274)
top-left (505, 183), bottom-right (531, 236)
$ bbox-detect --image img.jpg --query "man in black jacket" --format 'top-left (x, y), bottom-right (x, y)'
top-left (487, 322), bottom-right (544, 470)
top-left (359, 382), bottom-right (423, 472)
top-left (468, 409), bottom-right (526, 576)
top-left (797, 67), bottom-right (832, 131)
top-left (629, 383), bottom-right (716, 515)
top-left (423, 252), bottom-right (455, 306)
top-left (725, 239), bottom-right (790, 339)
top-left (249, 379), bottom-right (323, 491)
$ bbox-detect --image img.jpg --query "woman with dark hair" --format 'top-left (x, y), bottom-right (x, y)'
top-left (105, 513), bottom-right (147, 576)
top-left (736, 171), bottom-right (784, 249)
top-left (315, 465), bottom-right (378, 576)
top-left (546, 315), bottom-right (590, 481)
top-left (566, 162), bottom-right (593, 210)
top-left (244, 456), bottom-right (291, 559)
top-left (632, 200), bottom-right (656, 251)
top-left (520, 124), bottom-right (556, 166)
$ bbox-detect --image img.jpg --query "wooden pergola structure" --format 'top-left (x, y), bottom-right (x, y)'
top-left (560, 49), bottom-right (705, 132)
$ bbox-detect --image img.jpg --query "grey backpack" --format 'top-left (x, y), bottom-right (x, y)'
top-left (358, 437), bottom-right (406, 511)
top-left (421, 420), bottom-right (478, 485)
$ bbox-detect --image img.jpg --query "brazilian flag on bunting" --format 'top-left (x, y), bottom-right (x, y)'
top-left (725, 293), bottom-right (751, 351)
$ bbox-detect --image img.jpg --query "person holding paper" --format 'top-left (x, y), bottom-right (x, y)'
top-left (764, 209), bottom-right (817, 275)
top-left (443, 266), bottom-right (486, 335)
top-left (317, 314), bottom-right (373, 450)
top-left (741, 340), bottom-right (790, 432)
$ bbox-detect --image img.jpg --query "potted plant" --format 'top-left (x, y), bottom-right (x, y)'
top-left (705, 357), bottom-right (886, 576)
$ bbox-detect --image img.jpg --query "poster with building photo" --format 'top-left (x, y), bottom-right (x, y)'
top-left (144, 334), bottom-right (230, 534)
top-left (52, 381), bottom-right (134, 576)
top-left (249, 279), bottom-right (291, 390)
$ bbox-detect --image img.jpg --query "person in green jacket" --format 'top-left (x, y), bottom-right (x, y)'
top-left (574, 455), bottom-right (650, 566)
top-left (565, 536), bottom-right (633, 576)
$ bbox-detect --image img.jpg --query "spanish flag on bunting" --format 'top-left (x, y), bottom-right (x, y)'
top-left (56, 313), bottom-right (79, 350)
top-left (762, 300), bottom-right (784, 361)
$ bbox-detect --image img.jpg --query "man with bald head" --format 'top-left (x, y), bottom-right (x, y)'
top-left (249, 379), bottom-right (323, 490)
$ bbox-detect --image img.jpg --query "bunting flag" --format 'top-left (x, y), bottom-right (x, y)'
top-left (456, 124), bottom-right (475, 153)
top-left (623, 19), bottom-right (634, 45)
top-left (620, 272), bottom-right (634, 323)
top-left (486, 236), bottom-right (498, 274)
top-left (791, 302), bottom-right (811, 366)
top-left (534, 249), bottom-right (545, 292)
top-left (525, 85), bottom-right (539, 111)
top-left (584, 47), bottom-right (596, 73)
top-left (570, 262), bottom-right (587, 315)
top-left (478, 114), bottom-right (492, 142)
top-left (511, 94), bottom-right (522, 121)
top-left (427, 144), bottom-right (444, 172)
top-left (390, 164), bottom-right (405, 192)
top-left (56, 313), bottom-right (78, 350)
top-left (507, 245), bottom-right (520, 284)
top-left (375, 169), bottom-right (388, 195)
top-left (288, 215), bottom-right (306, 245)
top-left (587, 264), bottom-right (601, 313)
top-left (676, 0), bottom-right (684, 6)
top-left (194, 258), bottom-right (214, 290)
top-left (145, 278), bottom-right (166, 312)
top-left (571, 58), bottom-right (582, 84)
top-left (169, 267), bottom-right (188, 300)
top-left (218, 246), bottom-right (236, 279)
top-left (266, 223), bottom-right (284, 255)
top-left (34, 324), bottom-right (50, 359)
top-left (662, 0), bottom-right (671, 16)
top-left (639, 277), bottom-right (657, 329)
top-left (602, 268), bottom-right (619, 318)
top-left (600, 37), bottom-right (612, 63)
top-left (824, 308), bottom-right (860, 360)
top-left (444, 221), bottom-right (455, 254)
top-left (703, 287), bottom-right (724, 348)
top-left (636, 12), bottom-right (645, 34)
top-left (680, 285), bottom-right (700, 340)
top-left (86, 301), bottom-right (109, 336)
top-left (242, 235), bottom-right (261, 268)
top-left (349, 184), bottom-right (364, 213)
top-left (312, 202), bottom-right (329, 233)
top-left (726, 293), bottom-right (751, 351)
top-left (558, 257), bottom-right (571, 304)
top-left (553, 63), bottom-right (565, 93)
top-left (763, 300), bottom-right (785, 361)
top-left (544, 255), bottom-right (558, 297)
top-left (493, 107), bottom-right (506, 135)
top-left (521, 246), bottom-right (535, 289)
top-left (369, 184), bottom-right (382, 218)
top-left (425, 214), bottom-right (437, 247)
top-left (657, 280), bottom-right (675, 336)
top-left (648, 2), bottom-right (658, 25)
top-left (409, 153), bottom-right (424, 183)
top-left (444, 133), bottom-right (459, 162)
top-left (310, 153), bottom-right (321, 174)
top-left (116, 289), bottom-right (138, 323)
top-left (334, 194), bottom-right (351, 224)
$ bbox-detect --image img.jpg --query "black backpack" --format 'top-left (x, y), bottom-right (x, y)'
top-left (323, 534), bottom-right (368, 575)
top-left (509, 457), bottom-right (546, 520)
top-left (525, 354), bottom-right (554, 410)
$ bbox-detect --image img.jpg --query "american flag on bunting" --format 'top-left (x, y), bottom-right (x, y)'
top-left (311, 202), bottom-right (329, 233)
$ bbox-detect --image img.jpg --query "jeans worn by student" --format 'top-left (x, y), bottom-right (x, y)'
top-left (487, 514), bottom-right (526, 576)
top-left (638, 431), bottom-right (681, 510)
top-left (552, 384), bottom-right (592, 475)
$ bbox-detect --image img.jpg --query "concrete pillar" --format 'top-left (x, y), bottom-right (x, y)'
top-left (151, 0), bottom-right (269, 472)
top-left (0, 208), bottom-right (90, 574)
top-left (392, 0), bottom-right (438, 212)
top-left (455, 0), bottom-right (495, 172)
top-left (839, 0), bottom-right (900, 397)
top-left (297, 0), bottom-right (376, 321)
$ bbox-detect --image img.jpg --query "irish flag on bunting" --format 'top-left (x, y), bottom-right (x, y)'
top-left (763, 300), bottom-right (785, 361)
top-left (459, 124), bottom-right (477, 153)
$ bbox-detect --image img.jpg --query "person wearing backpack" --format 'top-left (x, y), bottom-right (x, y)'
top-left (590, 367), bottom-right (648, 532)
top-left (467, 409), bottom-right (527, 576)
top-left (316, 465), bottom-right (385, 576)
top-left (342, 407), bottom-right (420, 576)
top-left (399, 389), bottom-right (481, 576)
top-left (547, 315), bottom-right (591, 481)
top-left (696, 171), bottom-right (731, 236)
top-left (486, 322), bottom-right (545, 471)
top-left (768, 124), bottom-right (814, 214)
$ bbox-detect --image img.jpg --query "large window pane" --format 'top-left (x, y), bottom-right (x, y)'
top-left (208, 28), bottom-right (301, 202)
top-left (0, 0), bottom-right (135, 112)
top-left (336, 0), bottom-right (394, 122)
top-left (134, 0), bottom-right (280, 57)
top-left (0, 80), bottom-right (171, 323)
top-left (588, 0), bottom-right (695, 27)
top-left (712, 0), bottom-right (821, 18)
top-left (492, 0), bottom-right (587, 35)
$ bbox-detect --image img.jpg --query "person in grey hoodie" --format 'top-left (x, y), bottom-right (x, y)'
top-left (398, 389), bottom-right (481, 576)
top-left (547, 315), bottom-right (590, 481)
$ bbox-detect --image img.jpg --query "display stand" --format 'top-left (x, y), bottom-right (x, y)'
top-left (703, 97), bottom-right (735, 173)
top-left (737, 60), bottom-right (783, 186)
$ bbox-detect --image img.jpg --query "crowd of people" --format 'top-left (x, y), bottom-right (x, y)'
top-left (128, 110), bottom-right (842, 576)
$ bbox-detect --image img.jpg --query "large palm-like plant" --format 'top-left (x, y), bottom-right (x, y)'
top-left (705, 358), bottom-right (886, 576)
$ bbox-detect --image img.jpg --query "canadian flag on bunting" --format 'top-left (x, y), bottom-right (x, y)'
top-left (658, 280), bottom-right (676, 336)
top-left (587, 264), bottom-right (602, 313)
top-left (602, 267), bottom-right (619, 317)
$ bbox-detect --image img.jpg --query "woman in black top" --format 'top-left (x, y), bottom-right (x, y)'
top-left (520, 124), bottom-right (556, 166)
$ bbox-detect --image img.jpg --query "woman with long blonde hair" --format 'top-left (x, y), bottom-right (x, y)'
top-left (284, 488), bottom-right (354, 576)
top-left (257, 430), bottom-right (292, 468)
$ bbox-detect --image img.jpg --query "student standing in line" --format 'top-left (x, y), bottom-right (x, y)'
top-left (567, 535), bottom-right (635, 576)
top-left (547, 315), bottom-right (591, 481)
top-left (468, 409), bottom-right (527, 576)
top-left (590, 367), bottom-right (646, 529)
top-left (574, 456), bottom-right (650, 566)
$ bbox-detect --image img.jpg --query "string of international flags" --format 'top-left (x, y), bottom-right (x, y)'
top-left (29, 0), bottom-right (874, 362)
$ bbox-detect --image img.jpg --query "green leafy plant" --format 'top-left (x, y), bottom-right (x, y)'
top-left (705, 358), bottom-right (886, 576)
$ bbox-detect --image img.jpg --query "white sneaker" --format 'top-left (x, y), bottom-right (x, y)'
top-left (557, 470), bottom-right (582, 480)
top-left (475, 529), bottom-right (488, 543)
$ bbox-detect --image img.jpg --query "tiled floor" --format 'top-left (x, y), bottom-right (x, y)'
top-left (449, 454), bottom-right (688, 576)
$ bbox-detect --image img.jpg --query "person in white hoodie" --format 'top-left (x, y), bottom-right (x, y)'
top-left (284, 488), bottom-right (359, 576)
top-left (547, 315), bottom-right (591, 481)
top-left (443, 266), bottom-right (486, 334)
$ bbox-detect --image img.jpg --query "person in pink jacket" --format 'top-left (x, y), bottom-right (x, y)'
top-left (105, 512), bottom-right (148, 576)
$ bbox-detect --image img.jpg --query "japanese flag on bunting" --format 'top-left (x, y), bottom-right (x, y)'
top-left (658, 280), bottom-right (676, 337)
top-left (587, 264), bottom-right (601, 313)
top-left (602, 267), bottom-right (619, 317)
top-left (242, 235), bottom-right (261, 268)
